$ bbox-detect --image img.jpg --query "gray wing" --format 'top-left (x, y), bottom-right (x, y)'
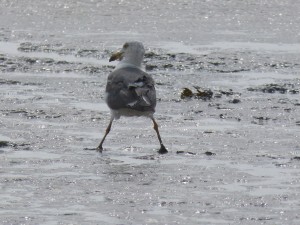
top-left (105, 67), bottom-right (156, 112)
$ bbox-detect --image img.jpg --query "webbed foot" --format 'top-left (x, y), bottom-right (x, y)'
top-left (158, 144), bottom-right (168, 154)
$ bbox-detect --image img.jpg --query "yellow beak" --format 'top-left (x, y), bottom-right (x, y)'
top-left (109, 51), bottom-right (124, 62)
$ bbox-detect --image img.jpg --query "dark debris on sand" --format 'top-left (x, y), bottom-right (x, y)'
top-left (180, 87), bottom-right (213, 100)
top-left (180, 87), bottom-right (241, 101)
top-left (247, 83), bottom-right (299, 94)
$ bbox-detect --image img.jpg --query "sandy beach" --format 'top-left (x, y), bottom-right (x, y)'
top-left (1, 1), bottom-right (300, 224)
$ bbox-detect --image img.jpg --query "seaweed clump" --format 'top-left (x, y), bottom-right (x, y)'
top-left (181, 87), bottom-right (213, 100)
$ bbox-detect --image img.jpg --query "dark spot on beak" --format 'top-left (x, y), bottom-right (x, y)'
top-left (109, 55), bottom-right (117, 62)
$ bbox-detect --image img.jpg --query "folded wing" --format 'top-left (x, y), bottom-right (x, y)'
top-left (105, 67), bottom-right (157, 112)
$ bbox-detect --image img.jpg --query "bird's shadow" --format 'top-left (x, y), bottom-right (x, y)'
top-left (83, 146), bottom-right (168, 155)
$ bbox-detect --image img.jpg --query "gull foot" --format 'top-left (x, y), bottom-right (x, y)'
top-left (96, 146), bottom-right (103, 153)
top-left (158, 144), bottom-right (168, 154)
top-left (83, 147), bottom-right (103, 153)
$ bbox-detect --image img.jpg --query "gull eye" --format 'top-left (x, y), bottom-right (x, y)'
top-left (123, 43), bottom-right (129, 49)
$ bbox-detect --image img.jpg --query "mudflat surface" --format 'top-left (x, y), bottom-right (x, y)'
top-left (0, 1), bottom-right (300, 224)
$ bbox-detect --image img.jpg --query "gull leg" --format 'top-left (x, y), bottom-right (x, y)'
top-left (97, 119), bottom-right (113, 152)
top-left (151, 117), bottom-right (168, 154)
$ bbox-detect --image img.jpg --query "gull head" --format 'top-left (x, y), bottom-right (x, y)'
top-left (109, 41), bottom-right (145, 68)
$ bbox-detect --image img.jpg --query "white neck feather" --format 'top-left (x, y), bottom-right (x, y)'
top-left (115, 61), bottom-right (142, 70)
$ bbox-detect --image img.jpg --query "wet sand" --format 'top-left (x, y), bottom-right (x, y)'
top-left (1, 1), bottom-right (300, 224)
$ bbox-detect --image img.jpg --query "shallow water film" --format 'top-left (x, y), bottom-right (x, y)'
top-left (1, 1), bottom-right (300, 224)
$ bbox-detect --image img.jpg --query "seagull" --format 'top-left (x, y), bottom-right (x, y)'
top-left (97, 41), bottom-right (168, 154)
